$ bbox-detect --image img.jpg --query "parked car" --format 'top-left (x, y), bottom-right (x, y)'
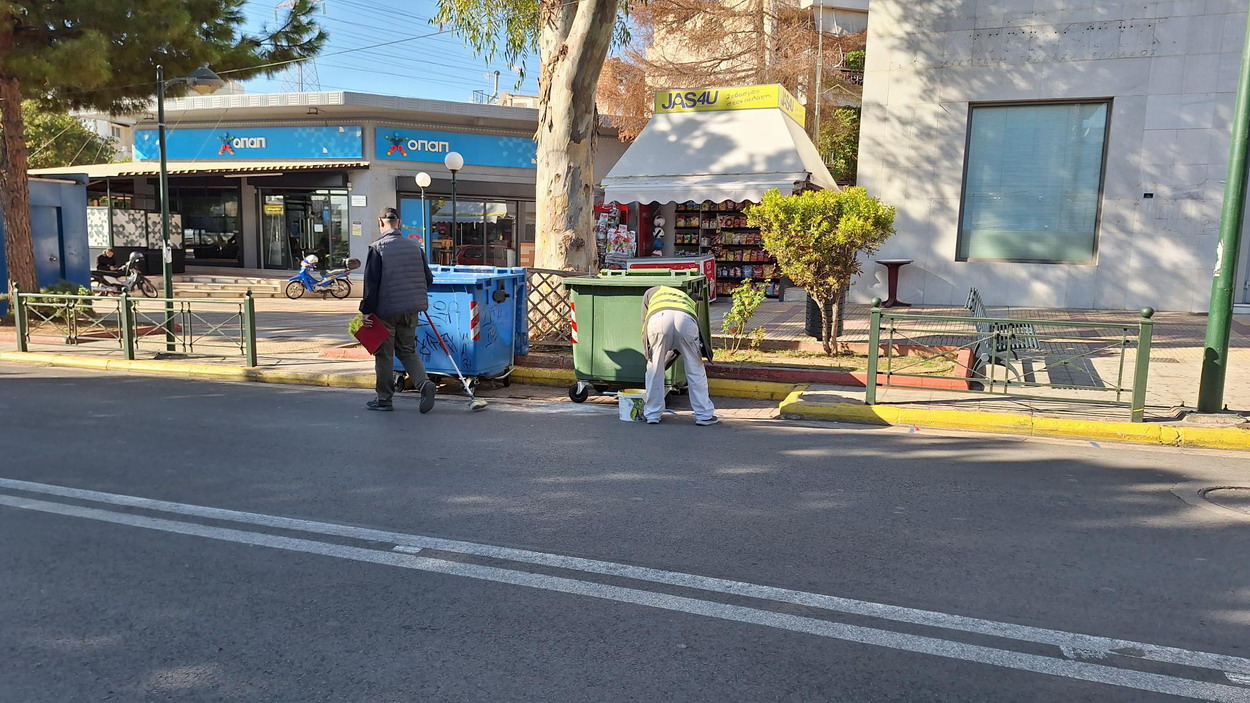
top-left (455, 245), bottom-right (510, 267)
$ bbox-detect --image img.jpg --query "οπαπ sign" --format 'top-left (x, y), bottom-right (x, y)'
top-left (134, 125), bottom-right (364, 161)
top-left (374, 127), bottom-right (536, 169)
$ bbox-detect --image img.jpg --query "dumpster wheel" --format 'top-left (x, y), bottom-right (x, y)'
top-left (569, 382), bottom-right (590, 403)
top-left (487, 368), bottom-right (513, 388)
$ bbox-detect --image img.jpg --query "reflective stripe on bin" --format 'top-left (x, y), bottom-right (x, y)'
top-left (470, 300), bottom-right (481, 341)
top-left (570, 302), bottom-right (579, 344)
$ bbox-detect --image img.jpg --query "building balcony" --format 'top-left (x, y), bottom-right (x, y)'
top-left (838, 69), bottom-right (865, 86)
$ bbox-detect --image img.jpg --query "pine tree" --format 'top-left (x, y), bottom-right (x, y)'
top-left (0, 0), bottom-right (325, 294)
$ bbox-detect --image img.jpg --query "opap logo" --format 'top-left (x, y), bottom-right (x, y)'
top-left (217, 132), bottom-right (268, 155)
top-left (384, 133), bottom-right (451, 156)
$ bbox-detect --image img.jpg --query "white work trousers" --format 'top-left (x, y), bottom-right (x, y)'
top-left (644, 309), bottom-right (716, 422)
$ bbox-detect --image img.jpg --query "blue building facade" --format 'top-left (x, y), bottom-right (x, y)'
top-left (1, 176), bottom-right (91, 308)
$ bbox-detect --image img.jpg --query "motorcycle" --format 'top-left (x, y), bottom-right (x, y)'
top-left (91, 252), bottom-right (157, 297)
top-left (284, 254), bottom-right (358, 300)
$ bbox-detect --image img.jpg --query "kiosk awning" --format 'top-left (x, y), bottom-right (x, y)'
top-left (601, 108), bottom-right (837, 204)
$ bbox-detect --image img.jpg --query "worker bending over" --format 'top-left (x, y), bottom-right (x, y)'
top-left (641, 285), bottom-right (718, 425)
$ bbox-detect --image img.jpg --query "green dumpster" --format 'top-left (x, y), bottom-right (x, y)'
top-left (563, 269), bottom-right (712, 402)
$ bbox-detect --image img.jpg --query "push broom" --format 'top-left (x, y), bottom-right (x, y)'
top-left (423, 311), bottom-right (488, 411)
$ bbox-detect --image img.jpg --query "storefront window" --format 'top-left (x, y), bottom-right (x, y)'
top-left (172, 187), bottom-right (242, 266)
top-left (260, 189), bottom-right (349, 270)
top-left (520, 201), bottom-right (536, 268)
top-left (958, 101), bottom-right (1109, 263)
top-left (399, 196), bottom-right (430, 252)
top-left (426, 198), bottom-right (517, 267)
top-left (420, 197), bottom-right (525, 267)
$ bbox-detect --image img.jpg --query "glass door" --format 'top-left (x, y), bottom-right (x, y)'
top-left (428, 197), bottom-right (455, 266)
top-left (326, 192), bottom-right (348, 268)
top-left (519, 201), bottom-right (536, 267)
top-left (484, 201), bottom-right (518, 267)
top-left (261, 194), bottom-right (293, 270)
top-left (260, 190), bottom-right (349, 270)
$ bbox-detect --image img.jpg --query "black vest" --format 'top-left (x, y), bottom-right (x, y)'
top-left (370, 232), bottom-right (430, 317)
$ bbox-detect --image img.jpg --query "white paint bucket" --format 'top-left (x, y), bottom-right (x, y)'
top-left (618, 388), bottom-right (646, 422)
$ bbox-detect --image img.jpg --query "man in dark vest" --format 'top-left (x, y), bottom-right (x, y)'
top-left (359, 207), bottom-right (436, 412)
top-left (641, 285), bottom-right (718, 425)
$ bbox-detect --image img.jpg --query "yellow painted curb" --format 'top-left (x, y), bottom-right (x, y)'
top-left (778, 398), bottom-right (1250, 451)
top-left (1031, 416), bottom-right (1162, 444)
top-left (512, 366), bottom-right (800, 400)
top-left (55, 356), bottom-right (112, 371)
top-left (1172, 425), bottom-right (1250, 450)
top-left (707, 378), bottom-right (801, 401)
top-left (0, 351), bottom-right (63, 366)
top-left (323, 373), bottom-right (374, 389)
top-left (511, 366), bottom-right (576, 387)
top-left (0, 351), bottom-right (340, 388)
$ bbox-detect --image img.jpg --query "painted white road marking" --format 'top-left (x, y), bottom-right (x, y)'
top-left (1, 492), bottom-right (1248, 702)
top-left (0, 476), bottom-right (1244, 678)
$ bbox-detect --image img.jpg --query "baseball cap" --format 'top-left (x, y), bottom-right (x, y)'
top-left (378, 207), bottom-right (400, 220)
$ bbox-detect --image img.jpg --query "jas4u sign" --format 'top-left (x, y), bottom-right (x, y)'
top-left (654, 84), bottom-right (806, 127)
top-left (134, 126), bottom-right (364, 161)
top-left (374, 127), bottom-right (536, 170)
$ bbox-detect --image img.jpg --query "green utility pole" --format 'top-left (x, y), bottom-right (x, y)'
top-left (1198, 11), bottom-right (1250, 413)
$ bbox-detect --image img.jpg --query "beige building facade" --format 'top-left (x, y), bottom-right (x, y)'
top-left (852, 0), bottom-right (1250, 313)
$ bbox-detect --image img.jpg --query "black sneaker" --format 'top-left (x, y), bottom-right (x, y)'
top-left (366, 399), bottom-right (394, 412)
top-left (418, 380), bottom-right (436, 414)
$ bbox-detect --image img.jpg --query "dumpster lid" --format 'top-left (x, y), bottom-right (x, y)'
top-left (563, 270), bottom-right (707, 288)
top-left (431, 265), bottom-right (527, 285)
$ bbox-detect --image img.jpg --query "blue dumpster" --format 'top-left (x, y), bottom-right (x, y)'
top-left (395, 266), bottom-right (528, 383)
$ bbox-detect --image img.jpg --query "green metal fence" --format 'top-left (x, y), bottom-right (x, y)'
top-left (13, 286), bottom-right (257, 367)
top-left (865, 299), bottom-right (1156, 422)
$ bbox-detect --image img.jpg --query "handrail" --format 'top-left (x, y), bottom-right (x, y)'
top-left (12, 284), bottom-right (257, 367)
top-left (863, 310), bottom-right (1147, 330)
top-left (865, 298), bottom-right (1156, 422)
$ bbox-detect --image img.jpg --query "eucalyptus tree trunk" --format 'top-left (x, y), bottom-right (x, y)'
top-left (534, 0), bottom-right (619, 272)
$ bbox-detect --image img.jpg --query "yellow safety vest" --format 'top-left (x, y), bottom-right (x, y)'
top-left (643, 285), bottom-right (712, 362)
top-left (645, 286), bottom-right (697, 325)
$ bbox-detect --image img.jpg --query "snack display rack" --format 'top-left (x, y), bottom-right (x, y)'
top-left (673, 199), bottom-right (780, 298)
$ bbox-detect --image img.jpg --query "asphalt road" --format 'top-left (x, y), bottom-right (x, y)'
top-left (2, 362), bottom-right (1250, 702)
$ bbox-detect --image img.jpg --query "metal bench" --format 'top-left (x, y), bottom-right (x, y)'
top-left (966, 287), bottom-right (1039, 381)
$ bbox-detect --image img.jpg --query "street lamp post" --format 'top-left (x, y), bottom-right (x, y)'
top-left (156, 64), bottom-right (225, 350)
top-left (415, 171), bottom-right (431, 256)
top-left (1198, 11), bottom-right (1250, 412)
top-left (444, 152), bottom-right (464, 258)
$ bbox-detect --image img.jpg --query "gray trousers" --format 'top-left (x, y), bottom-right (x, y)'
top-left (644, 309), bottom-right (716, 422)
top-left (374, 313), bottom-right (429, 403)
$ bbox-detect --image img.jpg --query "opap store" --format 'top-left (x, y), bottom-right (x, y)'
top-left (32, 91), bottom-right (626, 273)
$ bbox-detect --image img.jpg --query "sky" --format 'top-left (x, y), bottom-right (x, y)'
top-left (238, 0), bottom-right (541, 103)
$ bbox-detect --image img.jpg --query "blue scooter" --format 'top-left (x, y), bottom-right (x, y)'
top-left (284, 255), bottom-right (358, 299)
